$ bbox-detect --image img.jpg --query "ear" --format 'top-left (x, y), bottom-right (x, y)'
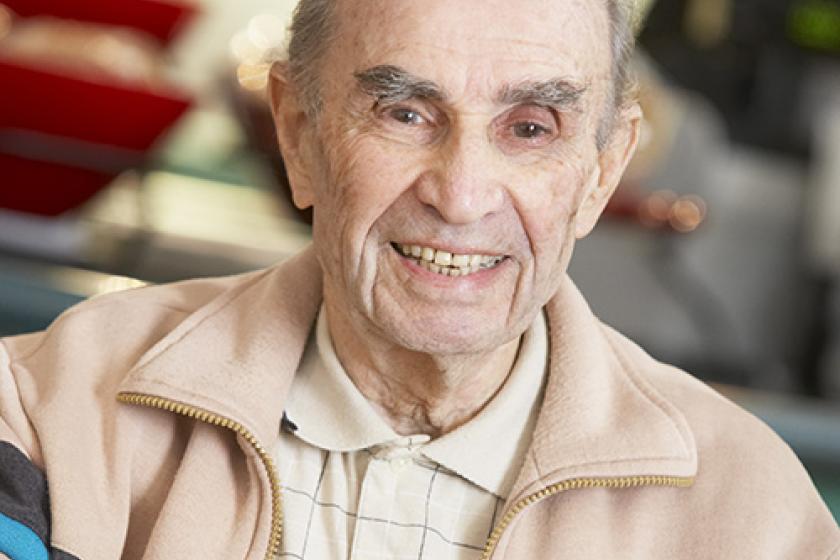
top-left (574, 102), bottom-right (643, 239)
top-left (268, 61), bottom-right (315, 210)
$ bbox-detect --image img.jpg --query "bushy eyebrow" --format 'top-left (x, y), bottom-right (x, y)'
top-left (353, 64), bottom-right (588, 111)
top-left (354, 65), bottom-right (446, 104)
top-left (496, 79), bottom-right (588, 111)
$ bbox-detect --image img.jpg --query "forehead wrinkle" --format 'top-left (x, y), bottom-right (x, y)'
top-left (353, 64), bottom-right (447, 104)
top-left (496, 78), bottom-right (589, 111)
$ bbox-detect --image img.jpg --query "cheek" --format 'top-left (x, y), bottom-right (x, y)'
top-left (510, 162), bottom-right (589, 254)
top-left (313, 132), bottom-right (424, 254)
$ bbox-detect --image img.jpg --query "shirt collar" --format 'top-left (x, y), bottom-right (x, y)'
top-left (284, 304), bottom-right (548, 499)
top-left (284, 308), bottom-right (399, 451)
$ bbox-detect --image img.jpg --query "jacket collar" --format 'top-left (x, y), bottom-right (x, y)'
top-left (506, 275), bottom-right (697, 504)
top-left (118, 246), bottom-right (322, 446)
top-left (119, 246), bottom-right (696, 493)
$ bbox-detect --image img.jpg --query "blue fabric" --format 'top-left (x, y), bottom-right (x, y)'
top-left (0, 512), bottom-right (48, 560)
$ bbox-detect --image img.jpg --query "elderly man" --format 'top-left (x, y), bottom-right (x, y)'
top-left (1, 0), bottom-right (838, 558)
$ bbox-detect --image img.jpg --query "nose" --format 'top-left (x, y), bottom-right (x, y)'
top-left (414, 126), bottom-right (506, 225)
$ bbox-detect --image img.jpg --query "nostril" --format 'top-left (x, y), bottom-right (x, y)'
top-left (413, 169), bottom-right (504, 226)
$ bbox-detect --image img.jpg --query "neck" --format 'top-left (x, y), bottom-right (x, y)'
top-left (325, 304), bottom-right (521, 439)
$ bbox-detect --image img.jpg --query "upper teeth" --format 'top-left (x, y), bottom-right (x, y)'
top-left (394, 243), bottom-right (504, 276)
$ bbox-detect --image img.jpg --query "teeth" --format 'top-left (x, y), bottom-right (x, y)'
top-left (395, 243), bottom-right (505, 278)
top-left (451, 254), bottom-right (470, 267)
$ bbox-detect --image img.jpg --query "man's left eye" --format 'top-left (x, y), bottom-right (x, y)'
top-left (512, 122), bottom-right (551, 139)
top-left (389, 108), bottom-right (426, 125)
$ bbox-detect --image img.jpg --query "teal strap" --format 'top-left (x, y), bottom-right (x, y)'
top-left (0, 512), bottom-right (48, 560)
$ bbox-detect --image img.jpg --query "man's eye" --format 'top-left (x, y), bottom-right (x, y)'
top-left (389, 108), bottom-right (426, 125)
top-left (375, 103), bottom-right (440, 144)
top-left (513, 122), bottom-right (551, 139)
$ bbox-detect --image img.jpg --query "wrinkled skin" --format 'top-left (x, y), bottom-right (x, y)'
top-left (271, 0), bottom-right (641, 436)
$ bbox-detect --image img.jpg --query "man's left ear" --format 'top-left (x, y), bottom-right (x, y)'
top-left (574, 103), bottom-right (643, 239)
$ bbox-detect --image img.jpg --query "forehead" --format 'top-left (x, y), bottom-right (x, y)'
top-left (327, 0), bottom-right (612, 103)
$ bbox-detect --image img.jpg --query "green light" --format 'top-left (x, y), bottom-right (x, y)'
top-left (788, 0), bottom-right (840, 51)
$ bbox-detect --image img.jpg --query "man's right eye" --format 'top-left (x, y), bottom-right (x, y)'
top-left (374, 103), bottom-right (441, 144)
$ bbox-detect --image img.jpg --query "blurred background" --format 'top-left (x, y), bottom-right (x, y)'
top-left (0, 0), bottom-right (838, 519)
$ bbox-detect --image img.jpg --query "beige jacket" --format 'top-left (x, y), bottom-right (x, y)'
top-left (0, 247), bottom-right (837, 560)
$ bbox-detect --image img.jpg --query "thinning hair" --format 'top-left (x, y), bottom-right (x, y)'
top-left (282, 0), bottom-right (637, 149)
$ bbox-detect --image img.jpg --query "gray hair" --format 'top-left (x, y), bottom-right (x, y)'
top-left (599, 0), bottom-right (638, 148)
top-left (285, 0), bottom-right (335, 116)
top-left (283, 0), bottom-right (637, 148)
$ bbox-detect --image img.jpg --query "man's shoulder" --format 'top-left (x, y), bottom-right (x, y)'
top-left (601, 322), bottom-right (786, 452)
top-left (603, 323), bottom-right (839, 539)
top-left (65, 268), bottom-right (263, 323)
top-left (605, 323), bottom-right (806, 469)
top-left (2, 267), bottom-right (267, 372)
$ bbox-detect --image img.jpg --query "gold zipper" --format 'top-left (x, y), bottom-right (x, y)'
top-left (117, 392), bottom-right (691, 559)
top-left (480, 475), bottom-right (694, 560)
top-left (117, 392), bottom-right (283, 560)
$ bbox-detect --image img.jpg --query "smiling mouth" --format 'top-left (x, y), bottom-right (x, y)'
top-left (391, 242), bottom-right (506, 277)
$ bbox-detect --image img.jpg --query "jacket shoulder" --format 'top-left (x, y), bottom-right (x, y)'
top-left (602, 323), bottom-right (840, 554)
top-left (0, 268), bottom-right (270, 446)
top-left (600, 322), bottom-right (798, 464)
top-left (3, 269), bottom-right (264, 363)
top-left (0, 268), bottom-right (268, 465)
top-left (0, 270), bottom-right (268, 560)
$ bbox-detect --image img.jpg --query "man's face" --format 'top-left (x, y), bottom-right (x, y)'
top-left (280, 0), bottom-right (637, 354)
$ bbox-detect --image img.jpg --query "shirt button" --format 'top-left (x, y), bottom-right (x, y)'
top-left (390, 458), bottom-right (411, 473)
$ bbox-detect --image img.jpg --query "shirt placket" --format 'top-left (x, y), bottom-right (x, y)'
top-left (350, 440), bottom-right (428, 559)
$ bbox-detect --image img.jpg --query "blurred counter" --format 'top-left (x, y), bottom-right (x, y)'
top-left (0, 167), bottom-right (311, 284)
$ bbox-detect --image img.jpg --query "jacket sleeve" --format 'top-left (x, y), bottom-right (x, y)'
top-left (0, 339), bottom-right (71, 560)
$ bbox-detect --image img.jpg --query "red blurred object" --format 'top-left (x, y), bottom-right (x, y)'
top-left (0, 60), bottom-right (192, 216)
top-left (0, 155), bottom-right (113, 216)
top-left (2, 0), bottom-right (197, 47)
